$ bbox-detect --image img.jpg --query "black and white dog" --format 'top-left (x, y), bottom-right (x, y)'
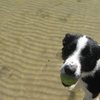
top-left (60, 33), bottom-right (100, 100)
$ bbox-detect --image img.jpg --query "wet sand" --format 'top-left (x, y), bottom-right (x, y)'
top-left (0, 0), bottom-right (100, 100)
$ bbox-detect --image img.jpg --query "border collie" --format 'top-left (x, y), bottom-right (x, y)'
top-left (60, 33), bottom-right (100, 100)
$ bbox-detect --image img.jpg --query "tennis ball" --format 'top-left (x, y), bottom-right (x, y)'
top-left (60, 73), bottom-right (77, 86)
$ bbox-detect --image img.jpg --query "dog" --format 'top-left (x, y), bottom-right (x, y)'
top-left (60, 33), bottom-right (100, 100)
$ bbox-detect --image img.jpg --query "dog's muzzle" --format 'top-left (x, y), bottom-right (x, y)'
top-left (64, 65), bottom-right (75, 76)
top-left (60, 64), bottom-right (80, 79)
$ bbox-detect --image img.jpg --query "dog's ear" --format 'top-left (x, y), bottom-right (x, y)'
top-left (63, 33), bottom-right (78, 46)
top-left (62, 33), bottom-right (79, 60)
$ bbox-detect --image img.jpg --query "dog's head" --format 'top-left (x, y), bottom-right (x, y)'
top-left (61, 33), bottom-right (100, 79)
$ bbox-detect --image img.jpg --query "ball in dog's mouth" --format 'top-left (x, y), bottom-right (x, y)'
top-left (60, 73), bottom-right (77, 87)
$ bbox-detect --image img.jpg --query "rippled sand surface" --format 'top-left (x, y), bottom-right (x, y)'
top-left (0, 0), bottom-right (100, 100)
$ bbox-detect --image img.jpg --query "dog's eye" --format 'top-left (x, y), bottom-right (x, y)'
top-left (81, 47), bottom-right (90, 56)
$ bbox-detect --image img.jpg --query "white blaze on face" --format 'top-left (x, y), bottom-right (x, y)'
top-left (63, 35), bottom-right (88, 77)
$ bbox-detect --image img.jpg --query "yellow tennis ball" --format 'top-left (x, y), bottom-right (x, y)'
top-left (60, 73), bottom-right (77, 86)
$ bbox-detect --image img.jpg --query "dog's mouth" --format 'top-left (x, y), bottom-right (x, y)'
top-left (62, 81), bottom-right (70, 87)
top-left (60, 72), bottom-right (78, 87)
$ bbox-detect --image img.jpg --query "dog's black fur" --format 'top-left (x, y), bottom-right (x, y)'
top-left (61, 33), bottom-right (100, 99)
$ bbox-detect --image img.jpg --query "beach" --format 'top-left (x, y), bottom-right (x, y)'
top-left (0, 0), bottom-right (100, 100)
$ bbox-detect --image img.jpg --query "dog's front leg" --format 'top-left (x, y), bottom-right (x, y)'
top-left (94, 97), bottom-right (99, 100)
top-left (92, 96), bottom-right (99, 100)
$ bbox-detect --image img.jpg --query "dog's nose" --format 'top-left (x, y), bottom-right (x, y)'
top-left (64, 65), bottom-right (75, 75)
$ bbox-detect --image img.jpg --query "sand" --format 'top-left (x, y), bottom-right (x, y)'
top-left (0, 0), bottom-right (100, 100)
